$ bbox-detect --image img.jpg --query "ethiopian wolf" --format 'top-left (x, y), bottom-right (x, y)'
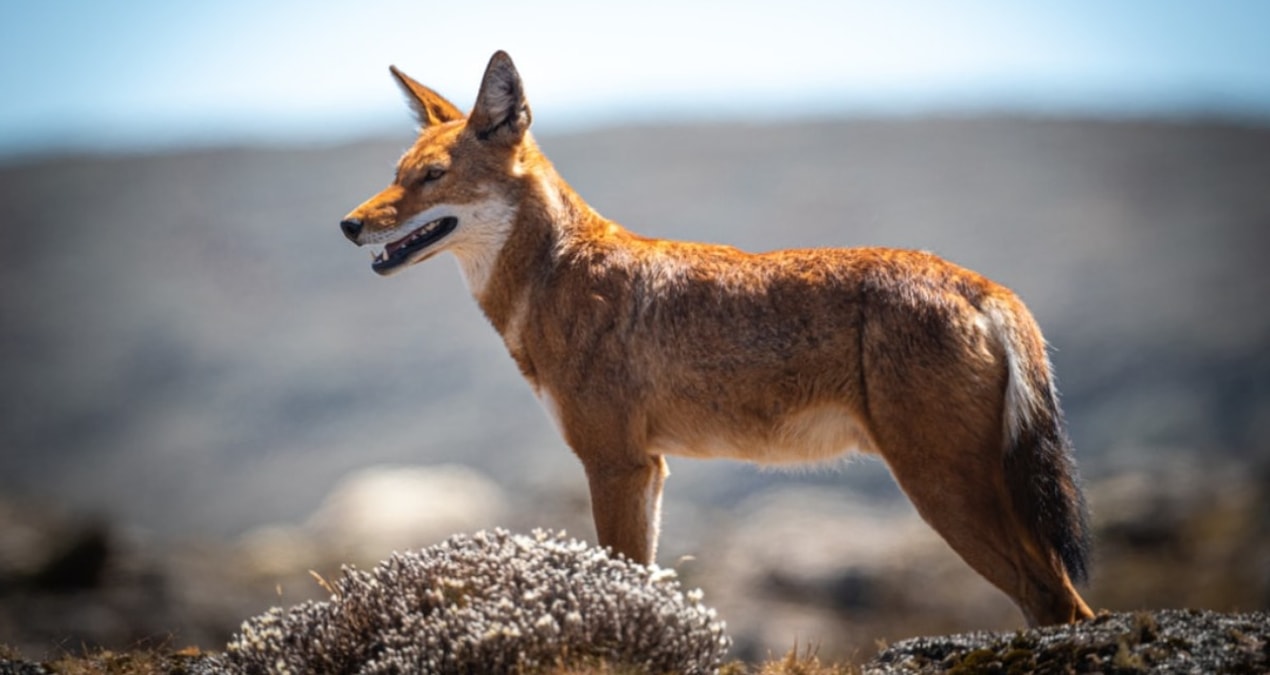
top-left (339, 51), bottom-right (1094, 626)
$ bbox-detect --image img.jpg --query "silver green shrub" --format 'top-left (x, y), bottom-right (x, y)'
top-left (200, 529), bottom-right (731, 674)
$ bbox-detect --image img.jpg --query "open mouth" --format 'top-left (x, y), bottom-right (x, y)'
top-left (371, 216), bottom-right (458, 275)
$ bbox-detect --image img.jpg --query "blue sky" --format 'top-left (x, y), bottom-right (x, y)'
top-left (1, 1), bottom-right (1268, 156)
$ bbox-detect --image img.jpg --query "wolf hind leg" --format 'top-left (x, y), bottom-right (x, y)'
top-left (867, 373), bottom-right (1093, 626)
top-left (879, 430), bottom-right (1092, 625)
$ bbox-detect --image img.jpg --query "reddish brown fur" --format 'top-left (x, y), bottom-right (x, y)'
top-left (341, 52), bottom-right (1094, 626)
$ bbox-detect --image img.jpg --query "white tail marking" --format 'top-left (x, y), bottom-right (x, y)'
top-left (985, 303), bottom-right (1040, 444)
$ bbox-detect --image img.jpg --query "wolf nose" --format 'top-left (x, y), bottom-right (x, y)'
top-left (340, 218), bottom-right (364, 243)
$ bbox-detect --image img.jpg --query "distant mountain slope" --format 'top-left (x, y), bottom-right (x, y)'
top-left (0, 117), bottom-right (1267, 535)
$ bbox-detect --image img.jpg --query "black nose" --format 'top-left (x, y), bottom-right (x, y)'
top-left (340, 218), bottom-right (364, 243)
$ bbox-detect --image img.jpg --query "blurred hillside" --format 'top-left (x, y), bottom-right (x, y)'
top-left (1, 116), bottom-right (1268, 659)
top-left (2, 116), bottom-right (1266, 531)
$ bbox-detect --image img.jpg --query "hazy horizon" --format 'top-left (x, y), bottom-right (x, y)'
top-left (2, 1), bottom-right (1269, 159)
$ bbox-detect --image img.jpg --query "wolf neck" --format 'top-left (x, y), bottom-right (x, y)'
top-left (449, 197), bottom-right (520, 298)
top-left (472, 161), bottom-right (612, 342)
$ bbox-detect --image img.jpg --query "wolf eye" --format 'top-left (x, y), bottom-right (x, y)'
top-left (415, 167), bottom-right (446, 186)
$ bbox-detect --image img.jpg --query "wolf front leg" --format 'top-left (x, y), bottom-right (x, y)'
top-left (582, 455), bottom-right (669, 564)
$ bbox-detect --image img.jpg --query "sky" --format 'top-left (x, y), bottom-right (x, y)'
top-left (1, 0), bottom-right (1268, 157)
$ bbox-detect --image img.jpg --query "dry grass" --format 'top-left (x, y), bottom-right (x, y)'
top-left (752, 646), bottom-right (858, 675)
top-left (7, 646), bottom-right (206, 675)
top-left (543, 647), bottom-right (860, 675)
top-left (3, 645), bottom-right (864, 675)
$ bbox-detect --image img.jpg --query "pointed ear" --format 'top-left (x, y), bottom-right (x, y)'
top-left (468, 51), bottom-right (532, 144)
top-left (389, 65), bottom-right (463, 128)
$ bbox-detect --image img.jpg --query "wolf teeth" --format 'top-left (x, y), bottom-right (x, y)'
top-left (372, 217), bottom-right (447, 267)
top-left (408, 218), bottom-right (443, 242)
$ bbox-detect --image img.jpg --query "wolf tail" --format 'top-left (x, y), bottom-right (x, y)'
top-left (992, 299), bottom-right (1091, 584)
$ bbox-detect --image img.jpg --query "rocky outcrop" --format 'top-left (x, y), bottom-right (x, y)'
top-left (865, 609), bottom-right (1269, 674)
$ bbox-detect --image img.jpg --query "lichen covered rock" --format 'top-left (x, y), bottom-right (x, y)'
top-left (199, 529), bottom-right (731, 674)
top-left (864, 609), bottom-right (1269, 674)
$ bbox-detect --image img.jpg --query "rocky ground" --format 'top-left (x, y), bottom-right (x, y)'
top-left (0, 458), bottom-right (1266, 669)
top-left (1, 602), bottom-right (1266, 674)
top-left (867, 610), bottom-right (1269, 674)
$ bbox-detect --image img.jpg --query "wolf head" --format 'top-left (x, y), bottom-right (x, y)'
top-left (340, 51), bottom-right (532, 288)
